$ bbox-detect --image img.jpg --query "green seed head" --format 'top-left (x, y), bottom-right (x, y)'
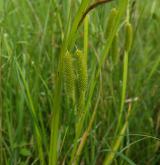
top-left (76, 50), bottom-right (88, 93)
top-left (124, 22), bottom-right (133, 52)
top-left (111, 33), bottom-right (119, 64)
top-left (63, 51), bottom-right (75, 100)
top-left (105, 8), bottom-right (118, 39)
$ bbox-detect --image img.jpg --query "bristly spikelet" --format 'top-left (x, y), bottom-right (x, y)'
top-left (63, 51), bottom-right (75, 100)
top-left (76, 50), bottom-right (88, 93)
top-left (124, 22), bottom-right (133, 52)
top-left (105, 8), bottom-right (118, 39)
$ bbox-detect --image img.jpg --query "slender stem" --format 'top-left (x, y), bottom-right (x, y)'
top-left (0, 28), bottom-right (2, 165)
top-left (84, 16), bottom-right (89, 61)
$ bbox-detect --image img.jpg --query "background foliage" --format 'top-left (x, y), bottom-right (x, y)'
top-left (0, 0), bottom-right (160, 164)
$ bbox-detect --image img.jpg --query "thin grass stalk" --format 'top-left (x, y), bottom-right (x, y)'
top-left (84, 16), bottom-right (89, 61)
top-left (116, 50), bottom-right (128, 133)
top-left (146, 55), bottom-right (160, 82)
top-left (103, 103), bottom-right (132, 165)
top-left (0, 28), bottom-right (2, 165)
top-left (49, 19), bottom-right (71, 165)
top-left (17, 63), bottom-right (45, 165)
top-left (117, 21), bottom-right (133, 133)
top-left (73, 75), bottom-right (102, 165)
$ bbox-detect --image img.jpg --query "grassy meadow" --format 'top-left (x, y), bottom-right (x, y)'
top-left (0, 0), bottom-right (160, 164)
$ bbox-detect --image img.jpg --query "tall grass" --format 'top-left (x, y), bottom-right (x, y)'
top-left (1, 0), bottom-right (160, 165)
